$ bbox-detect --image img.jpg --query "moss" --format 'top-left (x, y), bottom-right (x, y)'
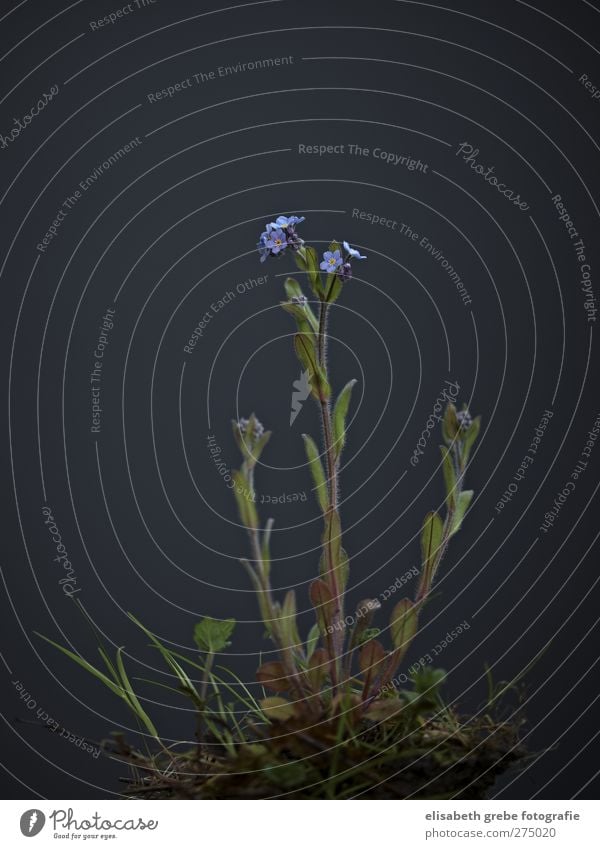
top-left (122, 711), bottom-right (525, 800)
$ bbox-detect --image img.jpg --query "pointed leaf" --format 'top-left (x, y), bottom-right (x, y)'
top-left (305, 623), bottom-right (320, 659)
top-left (418, 511), bottom-right (444, 600)
top-left (261, 518), bottom-right (274, 580)
top-left (450, 490), bottom-right (473, 536)
top-left (280, 300), bottom-right (318, 334)
top-left (252, 430), bottom-right (271, 464)
top-left (129, 614), bottom-right (199, 700)
top-left (420, 511), bottom-right (443, 571)
top-left (358, 639), bottom-right (386, 675)
top-left (282, 278), bottom-right (319, 333)
top-left (462, 416), bottom-right (481, 465)
top-left (332, 379), bottom-right (357, 460)
top-left (440, 446), bottom-right (457, 509)
top-left (231, 470), bottom-right (258, 529)
top-left (36, 633), bottom-right (123, 699)
top-left (294, 245), bottom-right (323, 297)
top-left (337, 547), bottom-right (350, 595)
top-left (116, 647), bottom-right (159, 738)
top-left (390, 598), bottom-right (418, 657)
top-left (302, 434), bottom-right (328, 512)
top-left (325, 275), bottom-right (343, 304)
top-left (284, 276), bottom-right (304, 300)
top-left (442, 403), bottom-right (459, 444)
top-left (294, 334), bottom-right (330, 400)
top-left (281, 590), bottom-right (301, 650)
top-left (309, 579), bottom-right (334, 631)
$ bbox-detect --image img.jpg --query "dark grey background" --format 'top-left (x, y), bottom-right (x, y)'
top-left (1, 0), bottom-right (599, 799)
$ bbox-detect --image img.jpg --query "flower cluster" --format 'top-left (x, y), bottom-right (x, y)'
top-left (237, 416), bottom-right (265, 441)
top-left (256, 216), bottom-right (367, 282)
top-left (320, 240), bottom-right (367, 280)
top-left (257, 215), bottom-right (305, 263)
top-left (456, 409), bottom-right (473, 431)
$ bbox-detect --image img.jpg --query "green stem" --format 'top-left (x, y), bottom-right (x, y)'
top-left (317, 297), bottom-right (344, 691)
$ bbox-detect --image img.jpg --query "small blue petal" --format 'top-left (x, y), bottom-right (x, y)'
top-left (343, 240), bottom-right (367, 259)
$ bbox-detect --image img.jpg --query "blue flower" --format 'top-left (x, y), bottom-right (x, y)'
top-left (320, 249), bottom-right (343, 272)
top-left (257, 234), bottom-right (270, 262)
top-left (256, 215), bottom-right (305, 261)
top-left (265, 228), bottom-right (287, 255)
top-left (343, 240), bottom-right (367, 260)
top-left (274, 215), bottom-right (305, 229)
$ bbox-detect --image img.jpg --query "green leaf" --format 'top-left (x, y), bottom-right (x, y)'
top-left (390, 599), bottom-right (418, 658)
top-left (284, 276), bottom-right (304, 300)
top-left (294, 245), bottom-right (323, 297)
top-left (440, 446), bottom-right (457, 509)
top-left (261, 518), bottom-right (274, 581)
top-left (280, 301), bottom-right (317, 337)
top-left (97, 645), bottom-right (120, 687)
top-left (305, 623), bottom-right (320, 659)
top-left (116, 647), bottom-right (159, 738)
top-left (461, 416), bottom-right (481, 465)
top-left (420, 511), bottom-right (443, 571)
top-left (281, 590), bottom-right (301, 651)
top-left (193, 617), bottom-right (236, 653)
top-left (442, 403), bottom-right (459, 444)
top-left (259, 696), bottom-right (295, 721)
top-left (412, 666), bottom-right (446, 694)
top-left (35, 632), bottom-right (124, 699)
top-left (128, 614), bottom-right (200, 701)
top-left (232, 416), bottom-right (270, 466)
top-left (302, 434), bottom-right (329, 512)
top-left (356, 626), bottom-right (381, 647)
top-left (450, 490), bottom-right (473, 536)
top-left (418, 511), bottom-right (444, 599)
top-left (349, 598), bottom-right (380, 649)
top-left (252, 430), bottom-right (271, 464)
top-left (294, 334), bottom-right (330, 401)
top-left (337, 547), bottom-right (350, 595)
top-left (325, 275), bottom-right (343, 304)
top-left (332, 379), bottom-right (357, 460)
top-left (282, 278), bottom-right (319, 333)
top-left (231, 469), bottom-right (258, 529)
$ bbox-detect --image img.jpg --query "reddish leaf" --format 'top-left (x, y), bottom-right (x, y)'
top-left (309, 579), bottom-right (334, 630)
top-left (256, 661), bottom-right (289, 693)
top-left (358, 639), bottom-right (386, 675)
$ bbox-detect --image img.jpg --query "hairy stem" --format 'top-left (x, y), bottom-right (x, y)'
top-left (317, 298), bottom-right (344, 690)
